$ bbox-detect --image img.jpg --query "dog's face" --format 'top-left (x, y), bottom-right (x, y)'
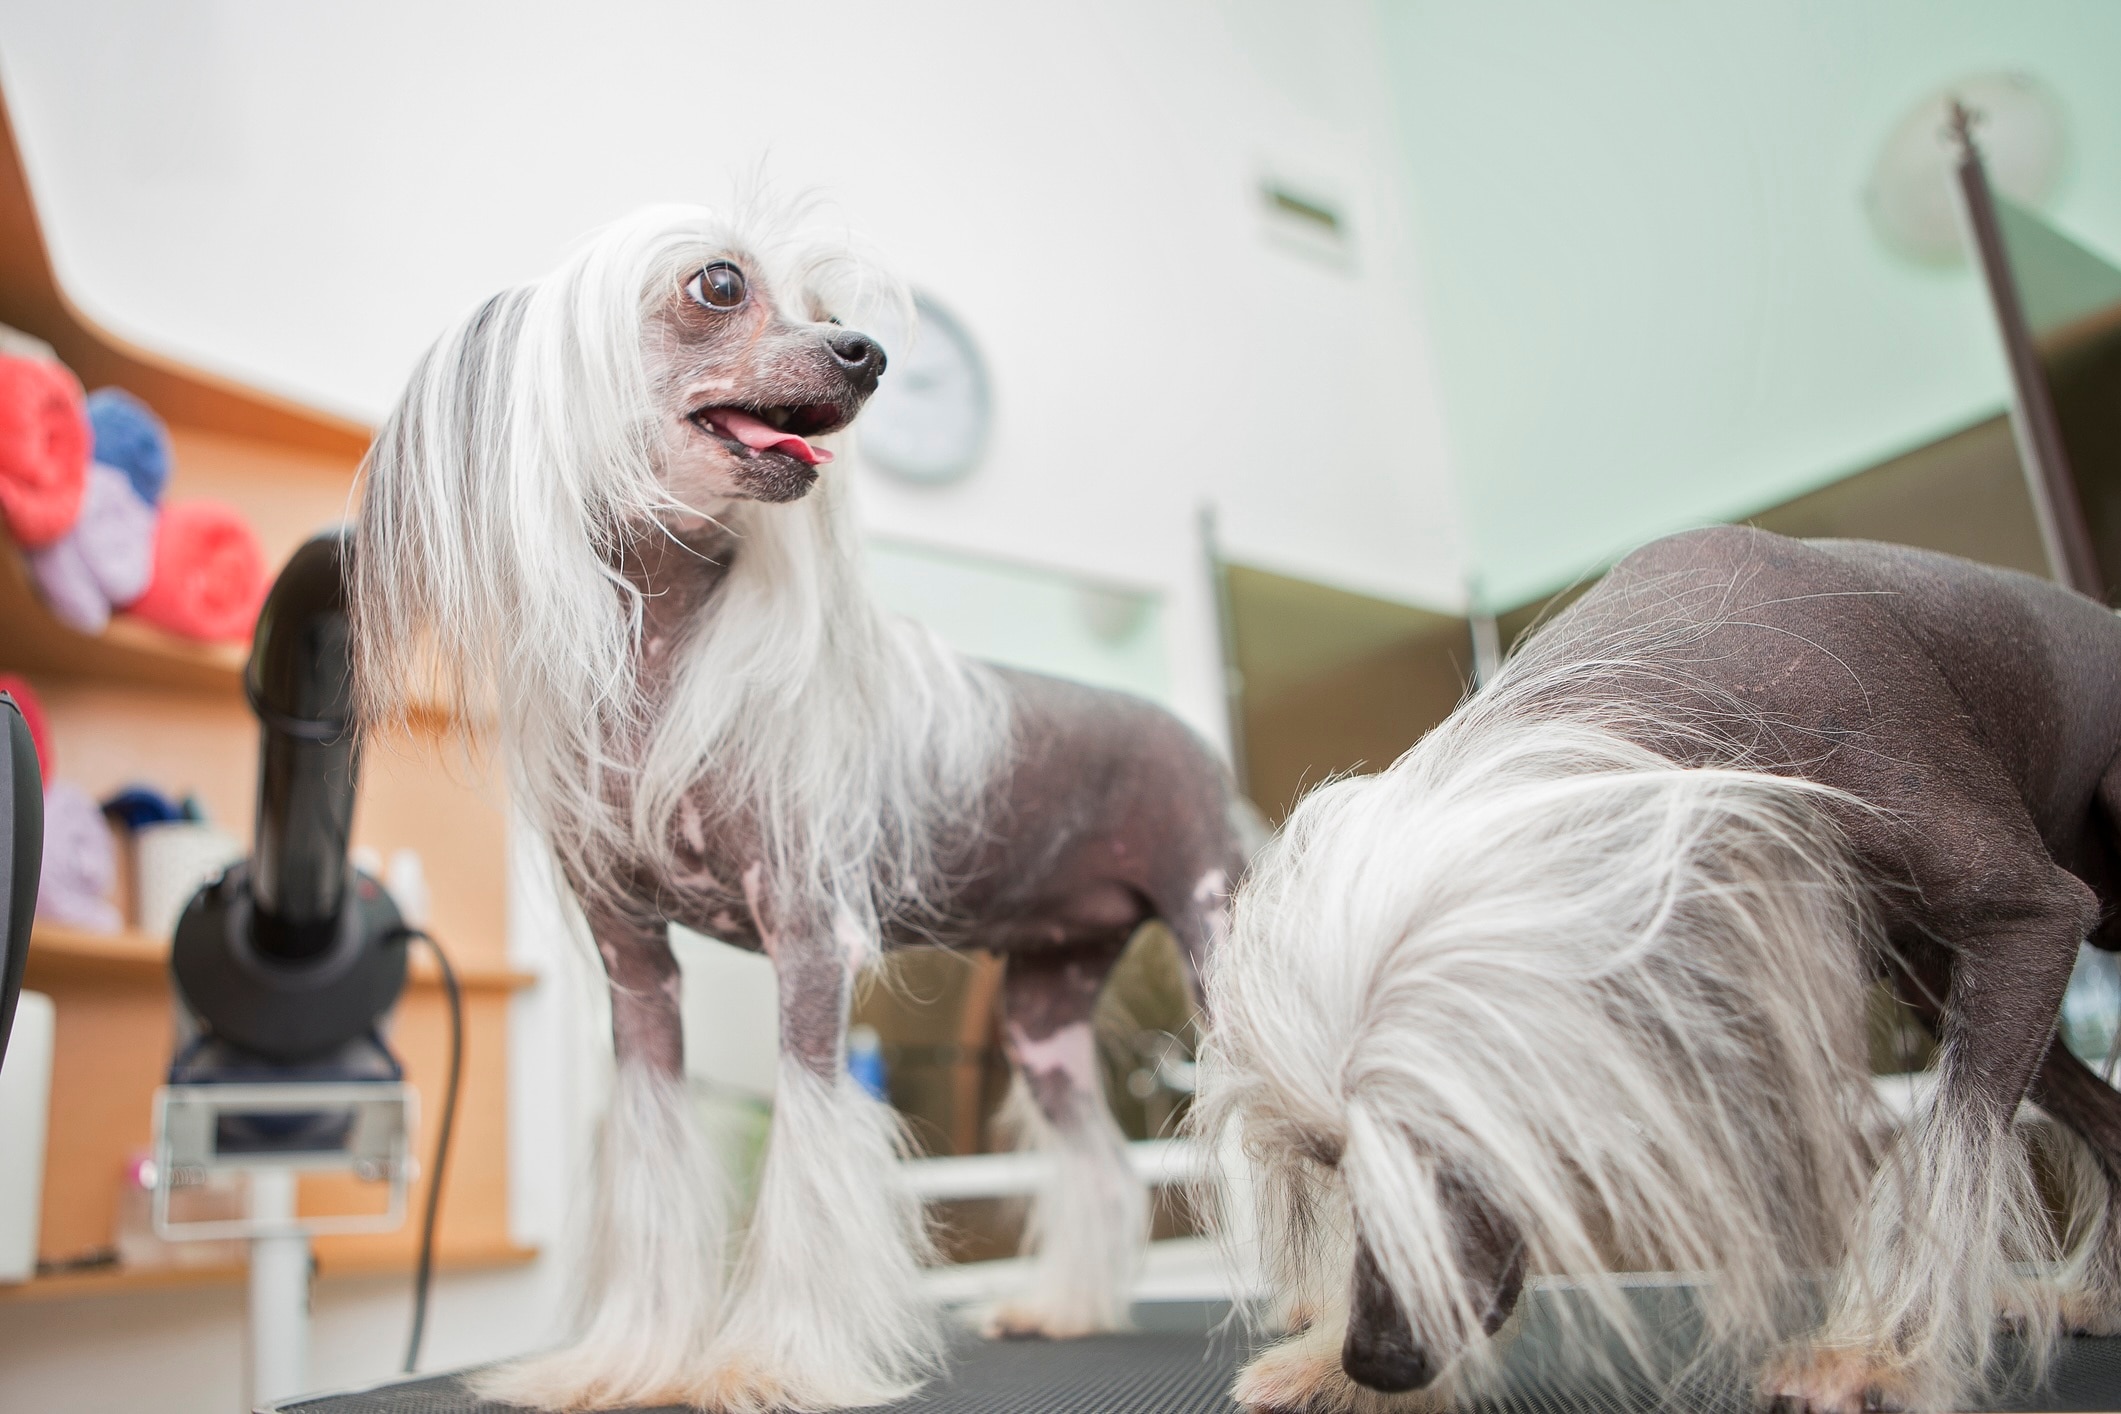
top-left (647, 254), bottom-right (886, 507)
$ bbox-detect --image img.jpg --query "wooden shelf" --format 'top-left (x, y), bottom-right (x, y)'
top-left (0, 536), bottom-right (247, 696)
top-left (26, 922), bottom-right (537, 993)
top-left (0, 73), bottom-right (520, 1308)
top-left (0, 1237), bottom-right (538, 1306)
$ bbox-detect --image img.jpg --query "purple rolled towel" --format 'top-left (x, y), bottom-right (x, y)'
top-left (25, 461), bottom-right (157, 633)
top-left (37, 778), bottom-right (121, 933)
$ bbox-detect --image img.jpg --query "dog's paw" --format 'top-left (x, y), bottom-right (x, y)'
top-left (1232, 1329), bottom-right (1448, 1414)
top-left (2057, 1286), bottom-right (2121, 1337)
top-left (1758, 1345), bottom-right (1918, 1414)
top-left (1992, 1278), bottom-right (2121, 1339)
top-left (680, 1355), bottom-right (807, 1414)
top-left (980, 1299), bottom-right (1120, 1340)
top-left (1235, 1333), bottom-right (1345, 1413)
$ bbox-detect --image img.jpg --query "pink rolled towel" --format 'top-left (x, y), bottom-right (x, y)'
top-left (26, 462), bottom-right (158, 633)
top-left (0, 673), bottom-right (52, 782)
top-left (37, 778), bottom-right (121, 934)
top-left (127, 499), bottom-right (268, 642)
top-left (0, 356), bottom-right (89, 549)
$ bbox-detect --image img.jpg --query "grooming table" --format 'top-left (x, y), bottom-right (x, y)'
top-left (268, 1295), bottom-right (2121, 1414)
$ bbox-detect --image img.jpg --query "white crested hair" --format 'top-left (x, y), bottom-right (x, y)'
top-left (351, 203), bottom-right (1008, 939)
top-left (1195, 618), bottom-right (1898, 1402)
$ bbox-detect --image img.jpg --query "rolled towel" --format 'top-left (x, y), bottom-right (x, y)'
top-left (0, 356), bottom-right (89, 549)
top-left (37, 779), bottom-right (120, 933)
top-left (86, 387), bottom-right (171, 506)
top-left (0, 673), bottom-right (51, 782)
top-left (126, 499), bottom-right (268, 642)
top-left (25, 463), bottom-right (157, 633)
top-left (102, 784), bottom-right (185, 830)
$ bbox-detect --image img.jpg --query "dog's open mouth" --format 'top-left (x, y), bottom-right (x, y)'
top-left (690, 404), bottom-right (845, 468)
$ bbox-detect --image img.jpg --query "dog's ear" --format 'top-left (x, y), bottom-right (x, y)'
top-left (350, 277), bottom-right (650, 739)
top-left (351, 290), bottom-right (521, 730)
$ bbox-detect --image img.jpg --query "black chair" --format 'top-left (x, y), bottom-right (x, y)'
top-left (0, 689), bottom-right (43, 1070)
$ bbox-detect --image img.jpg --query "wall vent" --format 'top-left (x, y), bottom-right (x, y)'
top-left (1259, 176), bottom-right (1354, 268)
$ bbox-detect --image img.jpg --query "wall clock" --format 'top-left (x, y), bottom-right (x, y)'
top-left (858, 292), bottom-right (990, 486)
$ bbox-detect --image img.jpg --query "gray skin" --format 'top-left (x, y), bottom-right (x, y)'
top-left (1341, 525), bottom-right (2121, 1397)
top-left (591, 259), bottom-right (1247, 1187)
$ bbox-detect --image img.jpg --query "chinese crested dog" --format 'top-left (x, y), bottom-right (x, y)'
top-left (349, 206), bottom-right (1250, 1411)
top-left (1197, 526), bottom-right (2121, 1413)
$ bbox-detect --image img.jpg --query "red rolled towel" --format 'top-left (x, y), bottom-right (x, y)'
top-left (0, 672), bottom-right (52, 782)
top-left (0, 356), bottom-right (89, 548)
top-left (127, 499), bottom-right (269, 642)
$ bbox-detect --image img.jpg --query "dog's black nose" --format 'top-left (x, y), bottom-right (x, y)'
top-left (827, 331), bottom-right (886, 390)
top-left (1342, 1329), bottom-right (1435, 1394)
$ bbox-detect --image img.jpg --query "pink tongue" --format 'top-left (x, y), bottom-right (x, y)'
top-left (706, 408), bottom-right (832, 466)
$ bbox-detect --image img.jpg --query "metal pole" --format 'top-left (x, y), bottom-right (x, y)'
top-left (1197, 506), bottom-right (1252, 797)
top-left (1947, 99), bottom-right (2104, 599)
top-left (1468, 611), bottom-right (1503, 688)
top-left (248, 1167), bottom-right (310, 1408)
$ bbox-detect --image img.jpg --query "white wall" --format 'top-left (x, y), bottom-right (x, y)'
top-left (1374, 0), bottom-right (2121, 608)
top-left (0, 0), bottom-right (1468, 749)
top-left (0, 4), bottom-right (1462, 1410)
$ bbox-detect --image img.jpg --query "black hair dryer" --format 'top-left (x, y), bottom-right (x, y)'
top-left (170, 528), bottom-right (406, 1079)
top-left (157, 530), bottom-right (425, 1406)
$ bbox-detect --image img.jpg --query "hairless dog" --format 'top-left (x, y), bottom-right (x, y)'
top-left (1204, 525), bottom-right (2121, 1414)
top-left (352, 206), bottom-right (1251, 1412)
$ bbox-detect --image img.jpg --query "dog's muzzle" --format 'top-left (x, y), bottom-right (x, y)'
top-left (1342, 1238), bottom-right (1439, 1392)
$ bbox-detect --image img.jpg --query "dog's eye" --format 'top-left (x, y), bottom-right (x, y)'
top-left (689, 262), bottom-right (747, 311)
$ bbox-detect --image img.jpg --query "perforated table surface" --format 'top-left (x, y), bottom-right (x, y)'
top-left (268, 1297), bottom-right (2121, 1414)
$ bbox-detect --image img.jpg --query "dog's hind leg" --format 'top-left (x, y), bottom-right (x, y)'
top-left (2030, 1043), bottom-right (2121, 1336)
top-left (702, 892), bottom-right (943, 1412)
top-left (1764, 865), bottom-right (2096, 1414)
top-left (2020, 756), bottom-right (2121, 1334)
top-left (475, 898), bottom-right (734, 1412)
top-left (986, 937), bottom-right (1152, 1339)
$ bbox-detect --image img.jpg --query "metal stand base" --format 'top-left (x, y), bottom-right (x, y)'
top-left (248, 1169), bottom-right (312, 1407)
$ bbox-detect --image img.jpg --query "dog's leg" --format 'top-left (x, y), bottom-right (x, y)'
top-left (475, 901), bottom-right (734, 1412)
top-left (1763, 867), bottom-right (2096, 1414)
top-left (986, 938), bottom-right (1151, 1339)
top-left (2030, 1031), bottom-right (2121, 1335)
top-left (2022, 757), bottom-right (2121, 1336)
top-left (700, 895), bottom-right (942, 1412)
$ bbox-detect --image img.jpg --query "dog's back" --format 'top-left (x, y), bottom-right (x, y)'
top-left (1529, 527), bottom-right (2121, 918)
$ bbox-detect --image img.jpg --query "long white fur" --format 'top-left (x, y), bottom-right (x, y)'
top-left (1794, 1096), bottom-right (2059, 1411)
top-left (704, 1063), bottom-right (943, 1412)
top-left (1189, 612), bottom-right (2062, 1409)
top-left (351, 204), bottom-right (1008, 938)
top-left (474, 1062), bottom-right (732, 1409)
top-left (989, 1075), bottom-right (1152, 1336)
top-left (2030, 1116), bottom-right (2121, 1338)
top-left (351, 206), bottom-right (1025, 1409)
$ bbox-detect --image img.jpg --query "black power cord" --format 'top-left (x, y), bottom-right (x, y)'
top-left (399, 928), bottom-right (463, 1374)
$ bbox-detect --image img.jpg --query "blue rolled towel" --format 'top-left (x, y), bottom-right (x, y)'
top-left (86, 387), bottom-right (170, 505)
top-left (102, 784), bottom-right (186, 830)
